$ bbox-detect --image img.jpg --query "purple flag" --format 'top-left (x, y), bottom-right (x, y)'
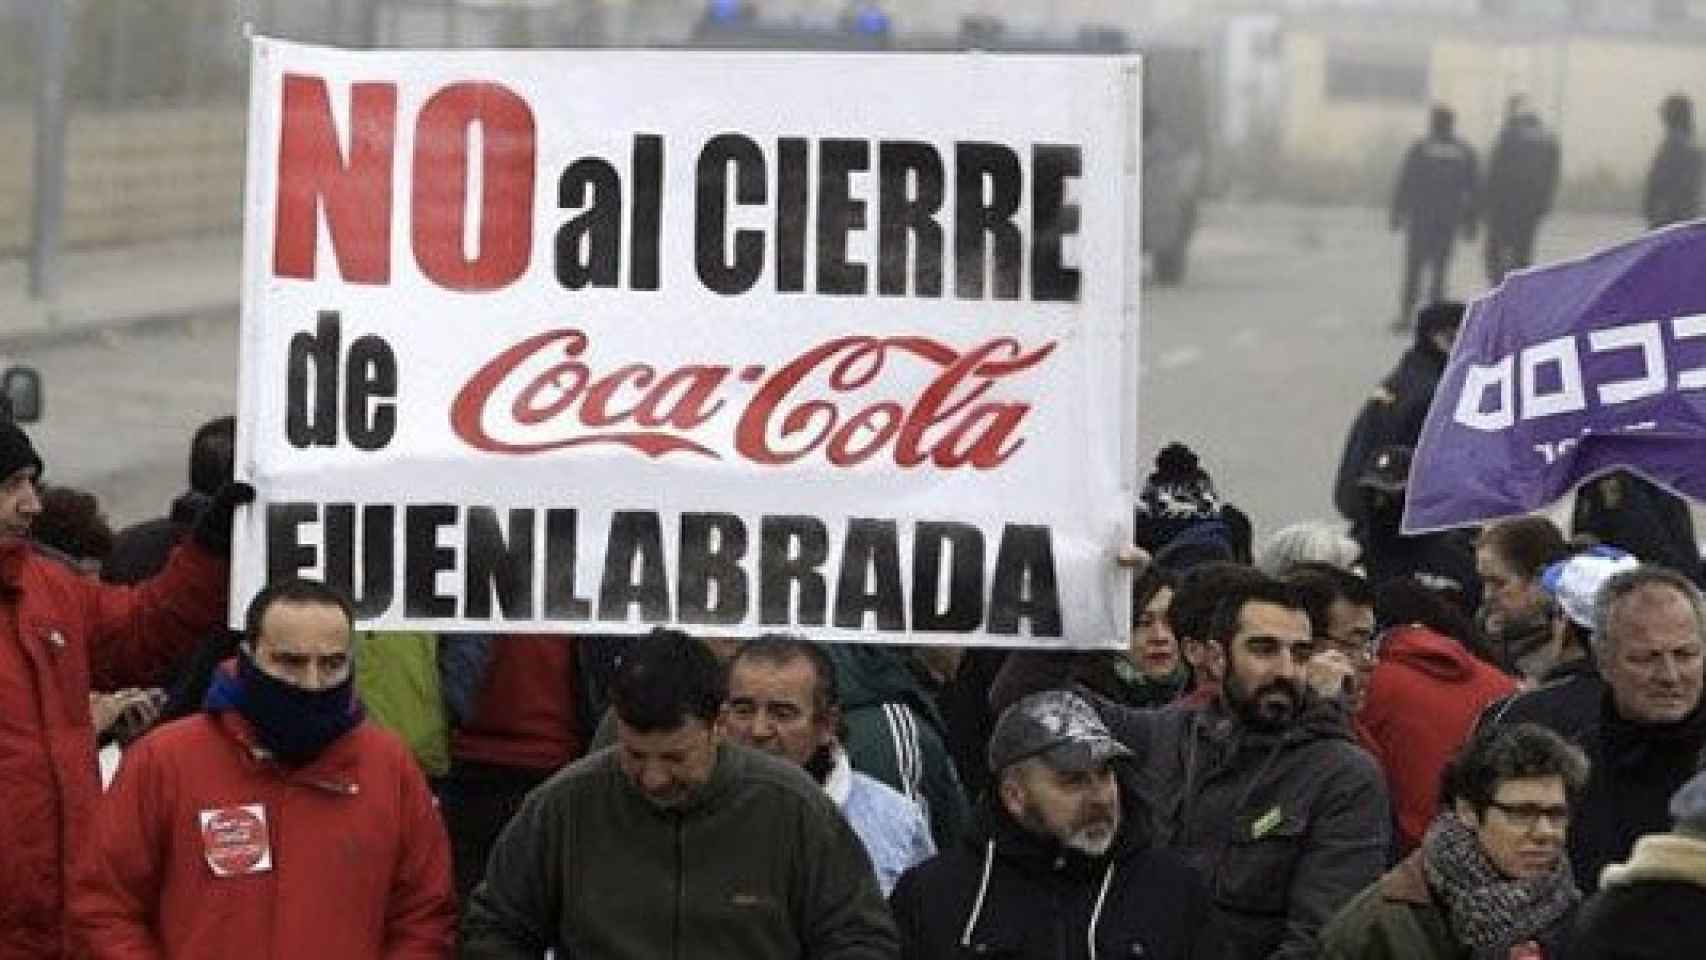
top-left (1404, 222), bottom-right (1706, 534)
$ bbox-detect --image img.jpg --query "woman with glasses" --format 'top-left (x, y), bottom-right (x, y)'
top-left (1318, 723), bottom-right (1589, 959)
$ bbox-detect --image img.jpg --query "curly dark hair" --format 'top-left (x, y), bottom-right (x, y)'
top-left (1442, 723), bottom-right (1590, 815)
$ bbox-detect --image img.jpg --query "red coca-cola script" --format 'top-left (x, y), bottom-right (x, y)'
top-left (449, 328), bottom-right (1056, 469)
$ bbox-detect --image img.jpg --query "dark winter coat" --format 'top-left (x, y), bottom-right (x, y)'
top-left (1484, 116), bottom-right (1561, 227)
top-left (1318, 851), bottom-right (1576, 960)
top-left (1482, 682), bottom-right (1706, 894)
top-left (1644, 131), bottom-right (1703, 228)
top-left (1478, 664), bottom-right (1605, 745)
top-left (831, 645), bottom-right (971, 851)
top-left (1096, 696), bottom-right (1391, 960)
top-left (1392, 135), bottom-right (1479, 235)
top-left (461, 743), bottom-right (899, 960)
top-left (1333, 341), bottom-right (1449, 521)
top-left (890, 780), bottom-right (1224, 960)
top-left (1574, 833), bottom-right (1706, 959)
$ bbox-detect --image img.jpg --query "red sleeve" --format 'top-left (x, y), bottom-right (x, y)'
top-left (88, 540), bottom-right (229, 691)
top-left (381, 747), bottom-right (458, 959)
top-left (68, 740), bottom-right (169, 959)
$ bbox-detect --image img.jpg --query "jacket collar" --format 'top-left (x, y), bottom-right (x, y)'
top-left (209, 710), bottom-right (364, 793)
top-left (1600, 833), bottom-right (1706, 891)
top-left (618, 741), bottom-right (747, 818)
top-left (0, 537), bottom-right (29, 591)
top-left (1380, 851), bottom-right (1435, 906)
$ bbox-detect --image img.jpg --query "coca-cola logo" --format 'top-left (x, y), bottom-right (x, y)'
top-left (449, 328), bottom-right (1056, 469)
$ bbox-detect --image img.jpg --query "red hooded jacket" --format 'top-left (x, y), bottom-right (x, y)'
top-left (0, 538), bottom-right (226, 959)
top-left (1358, 625), bottom-right (1519, 855)
top-left (71, 709), bottom-right (455, 959)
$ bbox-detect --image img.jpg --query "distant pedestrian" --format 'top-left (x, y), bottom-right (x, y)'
top-left (1385, 106), bottom-right (1480, 332)
top-left (1644, 93), bottom-right (1703, 228)
top-left (1483, 95), bottom-right (1560, 284)
top-left (1390, 105), bottom-right (1478, 331)
top-left (1334, 301), bottom-right (1463, 525)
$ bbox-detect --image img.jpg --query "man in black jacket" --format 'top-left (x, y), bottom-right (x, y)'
top-left (1644, 93), bottom-right (1703, 229)
top-left (1482, 95), bottom-right (1560, 284)
top-left (1094, 575), bottom-right (1390, 960)
top-left (890, 690), bottom-right (1221, 960)
top-left (1334, 301), bottom-right (1462, 526)
top-left (1480, 565), bottom-right (1706, 894)
top-left (1390, 105), bottom-right (1478, 331)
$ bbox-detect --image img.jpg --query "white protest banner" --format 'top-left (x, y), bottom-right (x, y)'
top-left (234, 38), bottom-right (1141, 647)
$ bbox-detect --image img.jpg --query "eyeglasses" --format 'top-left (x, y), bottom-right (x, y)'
top-left (1319, 629), bottom-right (1379, 661)
top-left (1487, 802), bottom-right (1571, 830)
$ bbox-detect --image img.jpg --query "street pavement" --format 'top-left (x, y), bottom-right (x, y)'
top-left (0, 202), bottom-right (1650, 537)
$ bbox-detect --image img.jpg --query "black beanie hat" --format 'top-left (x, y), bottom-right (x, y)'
top-left (1415, 301), bottom-right (1464, 344)
top-left (0, 422), bottom-right (44, 485)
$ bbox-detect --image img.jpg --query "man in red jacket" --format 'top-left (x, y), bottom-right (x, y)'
top-left (0, 423), bottom-right (247, 960)
top-left (72, 577), bottom-right (456, 958)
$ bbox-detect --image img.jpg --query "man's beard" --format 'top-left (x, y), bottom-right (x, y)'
top-left (1224, 665), bottom-right (1303, 731)
top-left (1063, 820), bottom-right (1118, 856)
top-left (1478, 603), bottom-right (1556, 676)
top-left (1020, 802), bottom-right (1119, 857)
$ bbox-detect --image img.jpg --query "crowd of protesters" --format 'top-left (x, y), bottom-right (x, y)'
top-left (3, 91), bottom-right (1705, 960)
top-left (3, 399), bottom-right (1706, 960)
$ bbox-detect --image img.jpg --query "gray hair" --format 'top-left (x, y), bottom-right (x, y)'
top-left (1591, 565), bottom-right (1706, 665)
top-left (1256, 521), bottom-right (1360, 578)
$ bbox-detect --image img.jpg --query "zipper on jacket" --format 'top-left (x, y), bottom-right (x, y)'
top-left (674, 815), bottom-right (685, 960)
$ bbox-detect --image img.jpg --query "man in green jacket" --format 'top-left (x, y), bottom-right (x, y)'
top-left (460, 629), bottom-right (899, 960)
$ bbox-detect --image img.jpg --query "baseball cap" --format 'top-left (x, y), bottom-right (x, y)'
top-left (987, 690), bottom-right (1132, 774)
top-left (1540, 546), bottom-right (1639, 629)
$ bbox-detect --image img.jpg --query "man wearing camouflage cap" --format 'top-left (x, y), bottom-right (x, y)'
top-left (889, 690), bottom-right (1223, 960)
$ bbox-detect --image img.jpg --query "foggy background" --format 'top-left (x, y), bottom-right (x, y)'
top-left (1, 0), bottom-right (1700, 535)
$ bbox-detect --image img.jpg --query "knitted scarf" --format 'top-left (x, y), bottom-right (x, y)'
top-left (1421, 813), bottom-right (1579, 960)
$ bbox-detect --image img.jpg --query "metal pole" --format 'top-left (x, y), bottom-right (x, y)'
top-left (29, 0), bottom-right (69, 301)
